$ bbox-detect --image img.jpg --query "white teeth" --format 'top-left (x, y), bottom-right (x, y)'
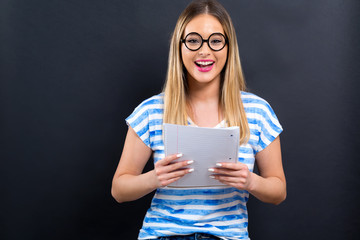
top-left (196, 61), bottom-right (213, 66)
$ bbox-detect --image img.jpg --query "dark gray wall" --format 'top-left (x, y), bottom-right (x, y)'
top-left (1, 0), bottom-right (359, 239)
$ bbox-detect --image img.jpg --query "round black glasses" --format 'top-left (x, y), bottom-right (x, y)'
top-left (181, 32), bottom-right (228, 51)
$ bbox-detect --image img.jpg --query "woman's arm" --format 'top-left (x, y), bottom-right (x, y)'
top-left (210, 136), bottom-right (286, 205)
top-left (248, 136), bottom-right (286, 204)
top-left (111, 127), bottom-right (193, 203)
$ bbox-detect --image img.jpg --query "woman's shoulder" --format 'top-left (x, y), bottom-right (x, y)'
top-left (126, 93), bottom-right (164, 129)
top-left (139, 92), bottom-right (164, 105)
top-left (241, 91), bottom-right (281, 125)
top-left (133, 92), bottom-right (164, 110)
top-left (241, 91), bottom-right (271, 106)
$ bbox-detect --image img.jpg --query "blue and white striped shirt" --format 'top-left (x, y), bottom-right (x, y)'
top-left (125, 92), bottom-right (283, 240)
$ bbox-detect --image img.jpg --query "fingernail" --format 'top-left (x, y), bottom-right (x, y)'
top-left (188, 168), bottom-right (194, 173)
top-left (187, 160), bottom-right (194, 165)
top-left (208, 168), bottom-right (215, 172)
top-left (209, 175), bottom-right (215, 179)
top-left (216, 163), bottom-right (222, 167)
top-left (176, 153), bottom-right (183, 158)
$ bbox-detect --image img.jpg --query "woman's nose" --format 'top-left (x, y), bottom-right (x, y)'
top-left (198, 42), bottom-right (211, 56)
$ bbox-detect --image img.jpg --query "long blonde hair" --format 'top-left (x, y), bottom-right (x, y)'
top-left (163, 0), bottom-right (250, 144)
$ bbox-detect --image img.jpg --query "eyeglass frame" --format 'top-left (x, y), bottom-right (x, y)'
top-left (180, 32), bottom-right (228, 52)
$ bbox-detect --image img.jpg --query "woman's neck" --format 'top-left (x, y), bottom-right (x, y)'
top-left (186, 76), bottom-right (221, 103)
top-left (186, 75), bottom-right (223, 127)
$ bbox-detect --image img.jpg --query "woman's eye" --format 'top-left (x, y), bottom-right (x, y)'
top-left (211, 39), bottom-right (222, 44)
top-left (187, 39), bottom-right (200, 44)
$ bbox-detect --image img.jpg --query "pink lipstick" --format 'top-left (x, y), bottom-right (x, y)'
top-left (195, 60), bottom-right (215, 72)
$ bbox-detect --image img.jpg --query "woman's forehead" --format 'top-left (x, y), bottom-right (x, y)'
top-left (184, 14), bottom-right (224, 37)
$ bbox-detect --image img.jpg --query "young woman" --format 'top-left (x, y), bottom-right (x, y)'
top-left (111, 0), bottom-right (286, 239)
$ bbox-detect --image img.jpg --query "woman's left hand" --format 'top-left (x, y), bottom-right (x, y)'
top-left (209, 137), bottom-right (286, 205)
top-left (209, 162), bottom-right (254, 191)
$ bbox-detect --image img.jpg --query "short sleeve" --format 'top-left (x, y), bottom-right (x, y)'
top-left (255, 99), bottom-right (283, 153)
top-left (241, 91), bottom-right (283, 153)
top-left (125, 101), bottom-right (151, 148)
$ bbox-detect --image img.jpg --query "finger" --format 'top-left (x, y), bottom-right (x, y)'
top-left (216, 162), bottom-right (248, 171)
top-left (156, 153), bottom-right (183, 166)
top-left (158, 168), bottom-right (193, 187)
top-left (209, 167), bottom-right (235, 176)
top-left (160, 177), bottom-right (181, 187)
top-left (215, 175), bottom-right (246, 184)
top-left (163, 159), bottom-right (193, 173)
top-left (161, 168), bottom-right (193, 181)
top-left (215, 178), bottom-right (245, 190)
top-left (155, 159), bottom-right (193, 176)
top-left (209, 168), bottom-right (248, 178)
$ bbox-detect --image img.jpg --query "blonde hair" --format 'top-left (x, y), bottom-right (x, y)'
top-left (163, 0), bottom-right (250, 144)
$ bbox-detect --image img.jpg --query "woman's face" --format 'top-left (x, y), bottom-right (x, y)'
top-left (181, 14), bottom-right (228, 86)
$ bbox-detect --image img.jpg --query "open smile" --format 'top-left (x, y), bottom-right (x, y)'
top-left (195, 60), bottom-right (215, 72)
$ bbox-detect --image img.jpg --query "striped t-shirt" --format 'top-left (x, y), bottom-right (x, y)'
top-left (125, 92), bottom-right (283, 240)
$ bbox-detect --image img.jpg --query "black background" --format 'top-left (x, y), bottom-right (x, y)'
top-left (1, 0), bottom-right (360, 239)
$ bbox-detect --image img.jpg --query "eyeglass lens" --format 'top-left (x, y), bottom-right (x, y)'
top-left (184, 33), bottom-right (226, 51)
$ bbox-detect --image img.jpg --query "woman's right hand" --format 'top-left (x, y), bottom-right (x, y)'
top-left (154, 154), bottom-right (194, 187)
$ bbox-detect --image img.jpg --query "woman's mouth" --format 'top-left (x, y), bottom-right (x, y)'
top-left (195, 60), bottom-right (215, 72)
